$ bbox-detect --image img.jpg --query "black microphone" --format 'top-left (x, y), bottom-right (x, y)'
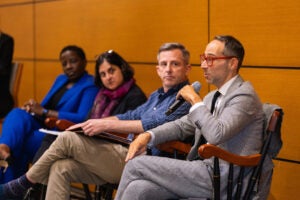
top-left (165, 81), bottom-right (202, 116)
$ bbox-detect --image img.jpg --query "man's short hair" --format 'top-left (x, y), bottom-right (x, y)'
top-left (157, 43), bottom-right (190, 65)
top-left (214, 35), bottom-right (245, 68)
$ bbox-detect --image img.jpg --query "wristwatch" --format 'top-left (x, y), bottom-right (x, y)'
top-left (42, 109), bottom-right (49, 117)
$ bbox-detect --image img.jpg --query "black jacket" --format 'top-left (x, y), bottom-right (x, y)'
top-left (0, 32), bottom-right (14, 117)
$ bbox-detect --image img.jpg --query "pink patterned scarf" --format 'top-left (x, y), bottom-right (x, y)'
top-left (90, 78), bottom-right (135, 119)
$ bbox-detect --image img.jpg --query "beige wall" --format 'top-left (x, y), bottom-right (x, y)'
top-left (1, 0), bottom-right (299, 198)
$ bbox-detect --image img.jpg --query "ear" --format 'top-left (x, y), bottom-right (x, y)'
top-left (82, 60), bottom-right (87, 68)
top-left (185, 64), bottom-right (192, 75)
top-left (229, 57), bottom-right (239, 71)
top-left (156, 65), bottom-right (160, 73)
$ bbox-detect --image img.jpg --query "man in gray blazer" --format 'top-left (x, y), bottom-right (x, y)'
top-left (115, 35), bottom-right (265, 200)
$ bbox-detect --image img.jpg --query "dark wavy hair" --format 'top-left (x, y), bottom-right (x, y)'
top-left (94, 50), bottom-right (134, 87)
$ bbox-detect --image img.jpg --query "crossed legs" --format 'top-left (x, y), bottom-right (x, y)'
top-left (26, 131), bottom-right (128, 199)
top-left (115, 155), bottom-right (213, 200)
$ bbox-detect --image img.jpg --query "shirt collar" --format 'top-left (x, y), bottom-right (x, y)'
top-left (218, 75), bottom-right (238, 96)
top-left (157, 80), bottom-right (189, 95)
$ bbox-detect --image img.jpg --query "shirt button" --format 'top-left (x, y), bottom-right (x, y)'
top-left (153, 107), bottom-right (156, 110)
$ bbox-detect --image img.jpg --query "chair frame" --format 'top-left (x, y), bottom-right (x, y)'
top-left (198, 109), bottom-right (283, 200)
top-left (10, 62), bottom-right (23, 107)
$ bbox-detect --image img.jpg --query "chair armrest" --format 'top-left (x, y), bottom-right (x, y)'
top-left (56, 119), bottom-right (75, 131)
top-left (198, 144), bottom-right (261, 167)
top-left (157, 141), bottom-right (191, 154)
top-left (44, 117), bottom-right (59, 129)
top-left (44, 117), bottom-right (75, 131)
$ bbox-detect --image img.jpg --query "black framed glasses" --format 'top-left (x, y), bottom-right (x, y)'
top-left (200, 54), bottom-right (236, 66)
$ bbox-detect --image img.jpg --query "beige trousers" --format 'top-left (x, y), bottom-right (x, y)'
top-left (26, 131), bottom-right (128, 200)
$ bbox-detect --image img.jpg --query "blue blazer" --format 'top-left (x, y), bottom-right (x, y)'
top-left (41, 72), bottom-right (99, 123)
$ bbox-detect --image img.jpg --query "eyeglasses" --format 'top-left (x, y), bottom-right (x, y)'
top-left (95, 49), bottom-right (114, 60)
top-left (200, 54), bottom-right (236, 66)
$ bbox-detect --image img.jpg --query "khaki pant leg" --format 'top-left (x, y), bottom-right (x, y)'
top-left (45, 159), bottom-right (106, 200)
top-left (27, 131), bottom-right (128, 185)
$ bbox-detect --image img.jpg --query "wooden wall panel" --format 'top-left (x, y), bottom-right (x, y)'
top-left (0, 0), bottom-right (30, 4)
top-left (133, 64), bottom-right (162, 97)
top-left (34, 0), bottom-right (208, 63)
top-left (210, 0), bottom-right (300, 67)
top-left (270, 160), bottom-right (300, 200)
top-left (18, 61), bottom-right (34, 104)
top-left (0, 3), bottom-right (34, 58)
top-left (240, 68), bottom-right (300, 161)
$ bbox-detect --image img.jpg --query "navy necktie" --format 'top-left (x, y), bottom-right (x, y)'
top-left (210, 91), bottom-right (221, 114)
top-left (199, 91), bottom-right (221, 145)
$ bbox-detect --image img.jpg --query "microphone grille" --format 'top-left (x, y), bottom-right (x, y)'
top-left (192, 81), bottom-right (201, 93)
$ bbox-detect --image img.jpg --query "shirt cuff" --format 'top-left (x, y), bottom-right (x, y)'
top-left (189, 102), bottom-right (205, 113)
top-left (146, 130), bottom-right (155, 148)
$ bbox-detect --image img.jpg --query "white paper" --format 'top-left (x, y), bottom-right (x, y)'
top-left (39, 128), bottom-right (62, 136)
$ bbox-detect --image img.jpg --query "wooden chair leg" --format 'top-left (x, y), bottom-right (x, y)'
top-left (105, 186), bottom-right (114, 200)
top-left (82, 183), bottom-right (93, 200)
top-left (95, 185), bottom-right (101, 200)
top-left (95, 183), bottom-right (118, 200)
top-left (40, 185), bottom-right (46, 200)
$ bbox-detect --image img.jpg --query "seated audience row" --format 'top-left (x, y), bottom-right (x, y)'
top-left (0, 42), bottom-right (192, 199)
top-left (0, 35), bottom-right (268, 200)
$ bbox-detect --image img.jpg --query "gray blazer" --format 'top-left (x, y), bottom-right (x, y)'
top-left (150, 75), bottom-right (265, 198)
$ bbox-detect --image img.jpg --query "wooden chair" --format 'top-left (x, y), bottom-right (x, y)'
top-left (198, 106), bottom-right (283, 200)
top-left (158, 104), bottom-right (283, 200)
top-left (156, 140), bottom-right (191, 159)
top-left (10, 62), bottom-right (23, 107)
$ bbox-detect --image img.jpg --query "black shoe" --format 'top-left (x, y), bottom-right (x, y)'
top-left (23, 184), bottom-right (46, 200)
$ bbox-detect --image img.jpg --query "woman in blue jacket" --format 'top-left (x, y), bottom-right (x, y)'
top-left (0, 45), bottom-right (98, 183)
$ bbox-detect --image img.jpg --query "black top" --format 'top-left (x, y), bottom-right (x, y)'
top-left (0, 32), bottom-right (14, 118)
top-left (109, 84), bottom-right (147, 116)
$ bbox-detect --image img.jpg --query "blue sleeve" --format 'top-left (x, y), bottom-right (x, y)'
top-left (116, 91), bottom-right (191, 132)
top-left (41, 74), bottom-right (98, 123)
top-left (141, 102), bottom-right (191, 131)
top-left (116, 100), bottom-right (148, 120)
top-left (57, 86), bottom-right (98, 122)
